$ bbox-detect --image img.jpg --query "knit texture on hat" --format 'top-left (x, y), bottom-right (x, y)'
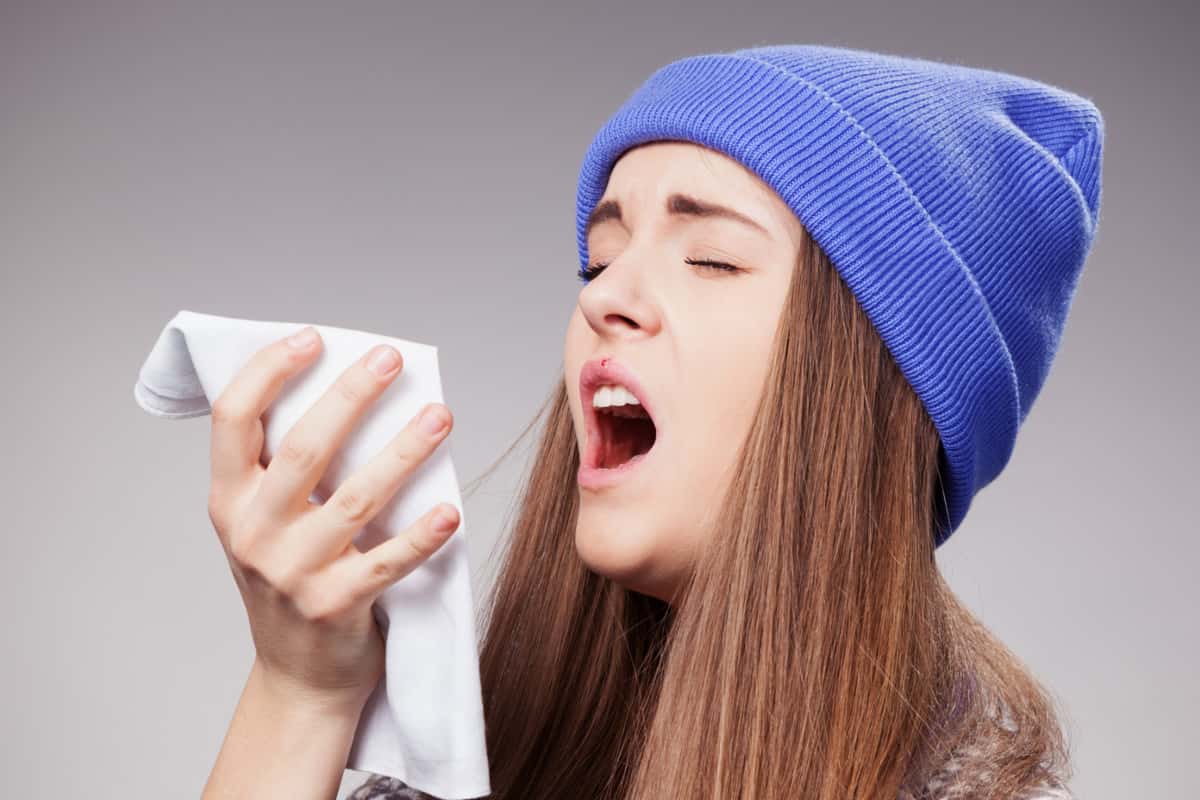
top-left (574, 44), bottom-right (1104, 547)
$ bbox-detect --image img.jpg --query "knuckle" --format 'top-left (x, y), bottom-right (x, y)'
top-left (261, 560), bottom-right (303, 595)
top-left (207, 493), bottom-right (234, 535)
top-left (335, 378), bottom-right (367, 406)
top-left (386, 443), bottom-right (420, 472)
top-left (228, 526), bottom-right (260, 568)
top-left (296, 587), bottom-right (343, 623)
top-left (206, 487), bottom-right (225, 522)
top-left (368, 558), bottom-right (397, 586)
top-left (404, 532), bottom-right (433, 562)
top-left (333, 489), bottom-right (375, 524)
top-left (211, 396), bottom-right (252, 426)
top-left (228, 524), bottom-right (285, 584)
top-left (277, 437), bottom-right (318, 473)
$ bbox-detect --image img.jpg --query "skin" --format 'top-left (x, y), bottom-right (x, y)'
top-left (201, 330), bottom-right (461, 798)
top-left (564, 140), bottom-right (806, 604)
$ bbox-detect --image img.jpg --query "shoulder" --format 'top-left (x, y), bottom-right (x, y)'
top-left (903, 779), bottom-right (1077, 800)
top-left (345, 773), bottom-right (440, 800)
top-left (1022, 788), bottom-right (1076, 800)
top-left (911, 740), bottom-right (1077, 800)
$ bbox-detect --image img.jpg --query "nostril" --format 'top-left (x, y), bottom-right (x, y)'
top-left (604, 313), bottom-right (639, 329)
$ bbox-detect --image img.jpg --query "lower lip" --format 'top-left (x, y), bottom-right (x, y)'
top-left (577, 437), bottom-right (659, 491)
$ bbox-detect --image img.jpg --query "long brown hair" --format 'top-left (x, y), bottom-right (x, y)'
top-left (467, 223), bottom-right (1073, 799)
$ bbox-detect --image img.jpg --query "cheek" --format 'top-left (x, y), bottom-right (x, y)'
top-left (669, 332), bottom-right (775, 516)
top-left (690, 326), bottom-right (775, 441)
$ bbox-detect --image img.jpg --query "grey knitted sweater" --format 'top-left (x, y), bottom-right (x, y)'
top-left (346, 747), bottom-right (1077, 800)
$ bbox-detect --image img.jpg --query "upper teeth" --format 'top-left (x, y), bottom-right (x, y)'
top-left (592, 384), bottom-right (641, 409)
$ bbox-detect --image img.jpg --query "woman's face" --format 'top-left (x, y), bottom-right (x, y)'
top-left (564, 140), bottom-right (805, 603)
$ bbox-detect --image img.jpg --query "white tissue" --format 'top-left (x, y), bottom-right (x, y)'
top-left (133, 309), bottom-right (490, 800)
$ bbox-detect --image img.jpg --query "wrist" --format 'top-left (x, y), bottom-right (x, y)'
top-left (249, 657), bottom-right (373, 722)
top-left (203, 658), bottom-right (368, 799)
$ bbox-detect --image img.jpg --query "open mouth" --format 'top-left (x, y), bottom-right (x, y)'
top-left (578, 357), bottom-right (662, 487)
top-left (592, 402), bottom-right (657, 468)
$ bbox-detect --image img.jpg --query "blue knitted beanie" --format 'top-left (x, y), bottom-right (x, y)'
top-left (574, 44), bottom-right (1104, 548)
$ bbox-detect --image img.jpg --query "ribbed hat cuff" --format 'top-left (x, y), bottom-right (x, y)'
top-left (574, 52), bottom-right (1022, 544)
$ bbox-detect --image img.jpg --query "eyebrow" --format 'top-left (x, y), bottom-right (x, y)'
top-left (584, 192), bottom-right (773, 240)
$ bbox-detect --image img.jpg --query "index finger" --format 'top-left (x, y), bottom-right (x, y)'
top-left (209, 326), bottom-right (323, 494)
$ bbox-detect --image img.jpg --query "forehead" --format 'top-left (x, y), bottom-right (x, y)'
top-left (597, 141), bottom-right (802, 245)
top-left (607, 141), bottom-right (762, 196)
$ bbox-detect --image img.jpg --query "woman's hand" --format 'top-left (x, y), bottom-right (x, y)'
top-left (204, 325), bottom-right (459, 712)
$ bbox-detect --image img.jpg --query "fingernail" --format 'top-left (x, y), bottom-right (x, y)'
top-left (367, 345), bottom-right (401, 376)
top-left (287, 326), bottom-right (317, 349)
top-left (418, 404), bottom-right (448, 436)
top-left (434, 507), bottom-right (458, 532)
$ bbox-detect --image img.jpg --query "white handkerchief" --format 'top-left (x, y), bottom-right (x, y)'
top-left (133, 309), bottom-right (490, 800)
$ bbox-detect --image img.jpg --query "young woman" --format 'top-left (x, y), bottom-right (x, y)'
top-left (201, 44), bottom-right (1103, 800)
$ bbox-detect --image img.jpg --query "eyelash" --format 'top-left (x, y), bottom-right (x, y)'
top-left (576, 257), bottom-right (741, 283)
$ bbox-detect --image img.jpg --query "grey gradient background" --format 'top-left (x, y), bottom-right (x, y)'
top-left (2, 1), bottom-right (1195, 797)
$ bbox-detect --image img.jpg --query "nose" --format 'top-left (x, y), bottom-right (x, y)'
top-left (576, 253), bottom-right (663, 341)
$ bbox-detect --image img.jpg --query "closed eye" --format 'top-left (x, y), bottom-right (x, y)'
top-left (576, 258), bottom-right (742, 283)
top-left (684, 257), bottom-right (741, 274)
